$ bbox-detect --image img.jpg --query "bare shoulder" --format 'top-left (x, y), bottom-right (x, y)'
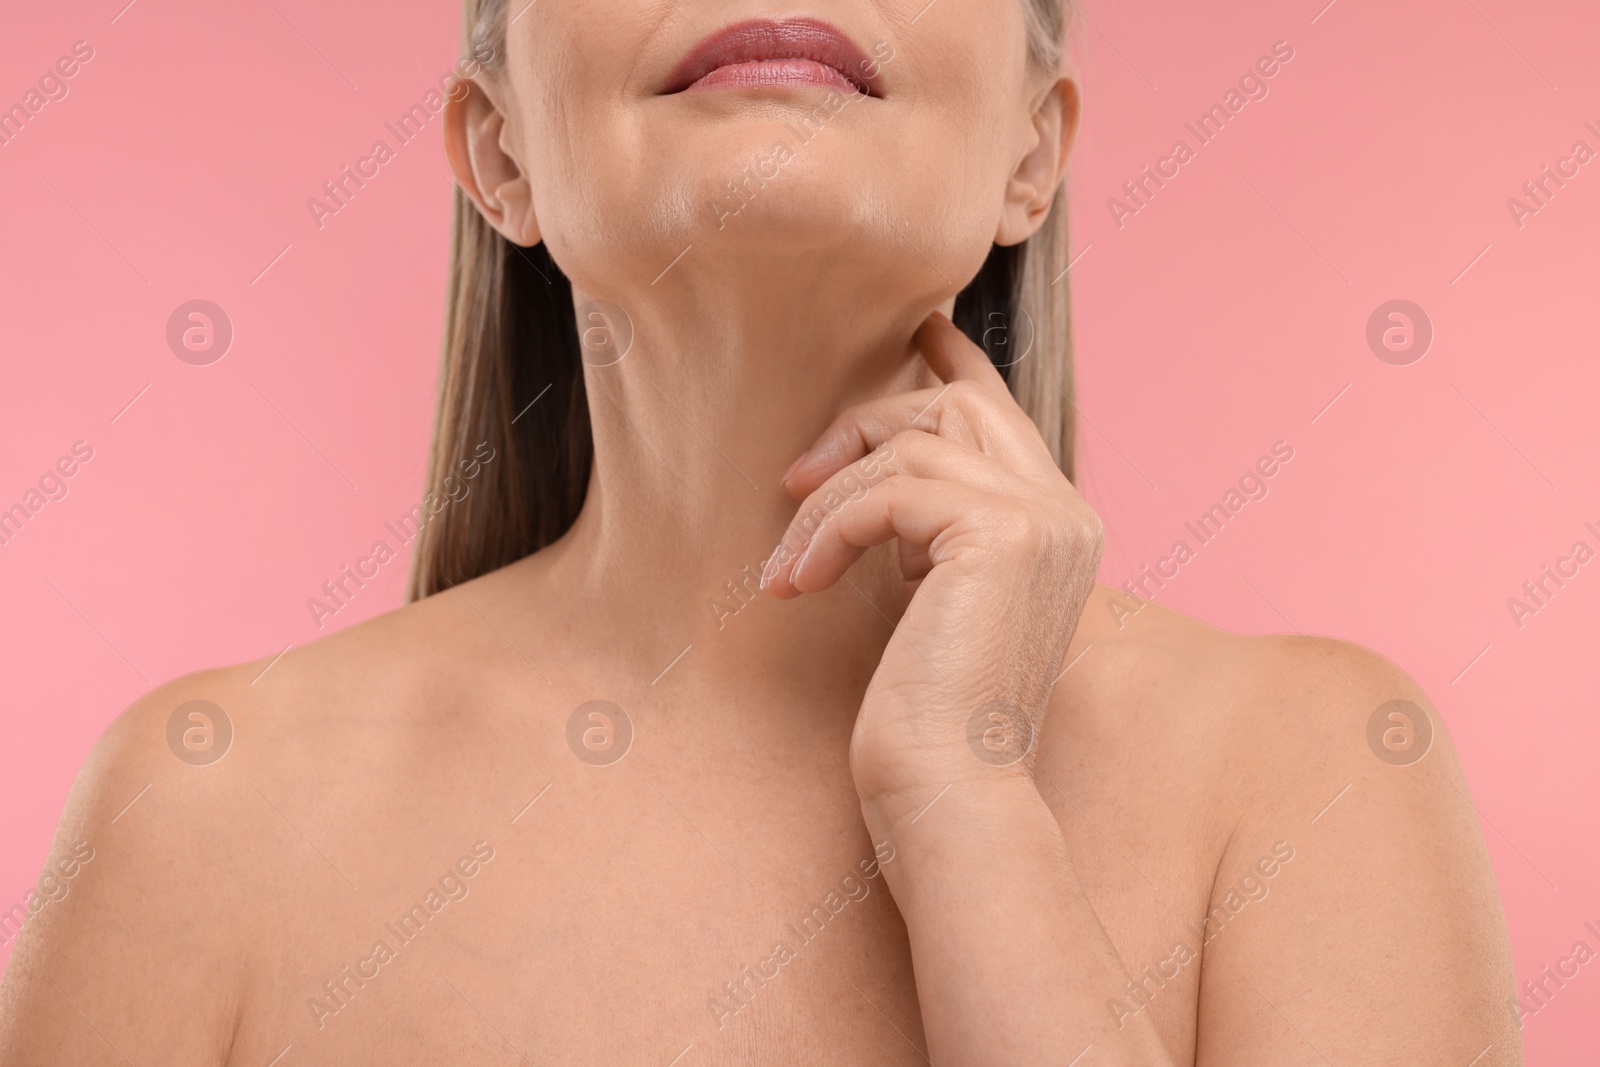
top-left (0, 574), bottom-right (525, 1064)
top-left (1070, 584), bottom-right (1473, 806)
top-left (1073, 586), bottom-right (1520, 1064)
top-left (1098, 589), bottom-right (1487, 866)
top-left (0, 663), bottom-right (261, 1063)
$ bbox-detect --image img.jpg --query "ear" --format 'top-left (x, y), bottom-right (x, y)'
top-left (994, 76), bottom-right (1080, 247)
top-left (443, 77), bottom-right (541, 247)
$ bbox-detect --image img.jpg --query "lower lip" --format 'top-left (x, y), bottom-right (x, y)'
top-left (684, 58), bottom-right (861, 94)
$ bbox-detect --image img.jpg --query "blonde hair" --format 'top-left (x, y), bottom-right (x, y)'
top-left (410, 0), bottom-right (1075, 599)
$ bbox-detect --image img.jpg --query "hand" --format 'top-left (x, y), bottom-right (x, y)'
top-left (762, 311), bottom-right (1104, 819)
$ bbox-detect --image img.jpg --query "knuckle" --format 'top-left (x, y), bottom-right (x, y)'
top-left (1080, 514), bottom-right (1106, 568)
top-left (884, 428), bottom-right (928, 459)
top-left (946, 379), bottom-right (983, 407)
top-left (941, 383), bottom-right (985, 437)
top-left (1080, 505), bottom-right (1106, 550)
top-left (857, 409), bottom-right (898, 447)
top-left (990, 500), bottom-right (1046, 551)
top-left (851, 437), bottom-right (901, 481)
top-left (988, 496), bottom-right (1101, 570)
top-left (1053, 505), bottom-right (1105, 575)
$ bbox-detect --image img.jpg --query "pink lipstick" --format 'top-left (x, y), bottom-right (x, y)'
top-left (661, 18), bottom-right (883, 97)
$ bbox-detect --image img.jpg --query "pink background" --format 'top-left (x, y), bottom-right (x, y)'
top-left (2, 0), bottom-right (1596, 1059)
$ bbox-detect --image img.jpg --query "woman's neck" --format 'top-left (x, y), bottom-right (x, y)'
top-left (534, 278), bottom-right (951, 690)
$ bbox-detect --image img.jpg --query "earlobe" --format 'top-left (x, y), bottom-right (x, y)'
top-left (993, 77), bottom-right (1080, 247)
top-left (443, 80), bottom-right (542, 247)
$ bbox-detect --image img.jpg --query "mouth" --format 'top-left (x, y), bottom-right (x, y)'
top-left (660, 18), bottom-right (883, 98)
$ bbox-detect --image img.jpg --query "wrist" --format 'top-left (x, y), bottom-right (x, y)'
top-left (850, 695), bottom-right (1045, 817)
top-left (858, 770), bottom-right (1050, 846)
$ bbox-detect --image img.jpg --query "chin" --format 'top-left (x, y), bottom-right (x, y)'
top-left (548, 102), bottom-right (987, 303)
top-left (652, 96), bottom-right (882, 219)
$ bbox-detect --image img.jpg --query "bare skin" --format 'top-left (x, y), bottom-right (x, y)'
top-left (0, 533), bottom-right (1520, 1064)
top-left (0, 0), bottom-right (1517, 1062)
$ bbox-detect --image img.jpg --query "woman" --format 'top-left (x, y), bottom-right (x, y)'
top-left (0, 0), bottom-right (1518, 1063)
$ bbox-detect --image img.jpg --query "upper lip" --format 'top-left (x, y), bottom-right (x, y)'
top-left (660, 17), bottom-right (883, 97)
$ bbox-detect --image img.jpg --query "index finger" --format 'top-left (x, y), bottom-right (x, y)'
top-left (915, 311), bottom-right (1012, 397)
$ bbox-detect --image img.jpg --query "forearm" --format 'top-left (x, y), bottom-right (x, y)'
top-left (861, 778), bottom-right (1176, 1067)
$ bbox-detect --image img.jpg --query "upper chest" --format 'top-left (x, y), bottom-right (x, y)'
top-left (230, 678), bottom-right (1221, 1065)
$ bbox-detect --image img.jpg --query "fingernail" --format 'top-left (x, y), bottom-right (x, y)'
top-left (790, 539), bottom-right (817, 589)
top-left (760, 553), bottom-right (781, 590)
top-left (780, 452), bottom-right (807, 488)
